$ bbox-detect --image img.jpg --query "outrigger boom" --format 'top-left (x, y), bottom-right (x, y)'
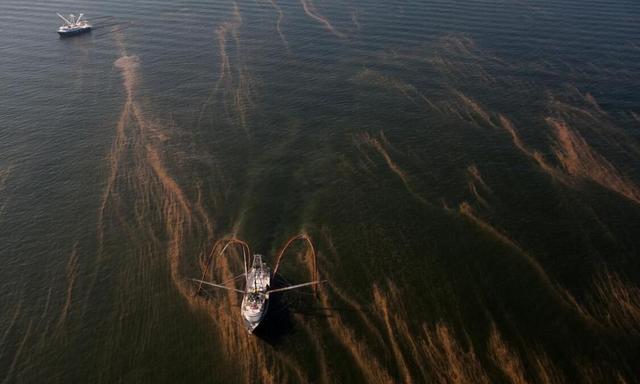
top-left (193, 235), bottom-right (323, 334)
top-left (266, 281), bottom-right (325, 293)
top-left (191, 279), bottom-right (246, 294)
top-left (192, 278), bottom-right (324, 294)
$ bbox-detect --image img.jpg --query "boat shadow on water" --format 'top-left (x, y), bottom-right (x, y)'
top-left (252, 291), bottom-right (295, 345)
top-left (254, 275), bottom-right (360, 346)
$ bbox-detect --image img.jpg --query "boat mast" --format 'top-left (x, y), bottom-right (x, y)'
top-left (253, 257), bottom-right (258, 292)
top-left (57, 13), bottom-right (73, 26)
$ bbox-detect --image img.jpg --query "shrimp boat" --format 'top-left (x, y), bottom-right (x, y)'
top-left (57, 13), bottom-right (92, 36)
top-left (193, 236), bottom-right (323, 333)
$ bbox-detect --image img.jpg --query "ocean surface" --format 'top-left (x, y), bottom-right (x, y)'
top-left (1, 0), bottom-right (640, 382)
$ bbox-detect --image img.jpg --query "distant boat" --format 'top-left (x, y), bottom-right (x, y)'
top-left (57, 13), bottom-right (91, 37)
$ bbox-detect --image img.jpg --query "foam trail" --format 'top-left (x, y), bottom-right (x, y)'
top-left (299, 0), bottom-right (346, 38)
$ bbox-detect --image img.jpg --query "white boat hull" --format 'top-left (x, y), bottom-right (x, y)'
top-left (241, 254), bottom-right (271, 333)
top-left (57, 25), bottom-right (91, 36)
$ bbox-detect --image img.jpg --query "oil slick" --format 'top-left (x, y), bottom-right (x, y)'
top-left (356, 131), bottom-right (427, 205)
top-left (548, 118), bottom-right (640, 205)
top-left (299, 0), bottom-right (345, 39)
top-left (56, 243), bottom-right (79, 334)
top-left (199, 3), bottom-right (254, 136)
top-left (266, 0), bottom-right (289, 50)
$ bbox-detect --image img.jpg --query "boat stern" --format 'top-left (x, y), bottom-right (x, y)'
top-left (241, 294), bottom-right (269, 333)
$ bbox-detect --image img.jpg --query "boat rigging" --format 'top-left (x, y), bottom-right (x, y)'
top-left (192, 235), bottom-right (324, 333)
top-left (57, 13), bottom-right (92, 37)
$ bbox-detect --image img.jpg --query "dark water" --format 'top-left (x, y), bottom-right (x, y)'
top-left (1, 0), bottom-right (640, 382)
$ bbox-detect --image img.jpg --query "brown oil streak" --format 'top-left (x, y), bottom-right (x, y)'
top-left (487, 324), bottom-right (527, 384)
top-left (458, 202), bottom-right (598, 326)
top-left (358, 132), bottom-right (428, 204)
top-left (372, 284), bottom-right (414, 384)
top-left (420, 323), bottom-right (490, 384)
top-left (468, 181), bottom-right (490, 210)
top-left (299, 237), bottom-right (393, 383)
top-left (0, 298), bottom-right (22, 358)
top-left (532, 352), bottom-right (565, 384)
top-left (1, 320), bottom-right (33, 384)
top-left (103, 32), bottom-right (298, 383)
top-left (267, 0), bottom-right (289, 50)
top-left (299, 0), bottom-right (346, 38)
top-left (562, 271), bottom-right (640, 335)
top-left (56, 243), bottom-right (79, 333)
top-left (455, 91), bottom-right (497, 128)
top-left (328, 281), bottom-right (386, 342)
top-left (296, 318), bottom-right (331, 384)
top-left (499, 115), bottom-right (565, 181)
top-left (548, 118), bottom-right (640, 205)
top-left (0, 164), bottom-right (12, 216)
top-left (467, 165), bottom-right (491, 193)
